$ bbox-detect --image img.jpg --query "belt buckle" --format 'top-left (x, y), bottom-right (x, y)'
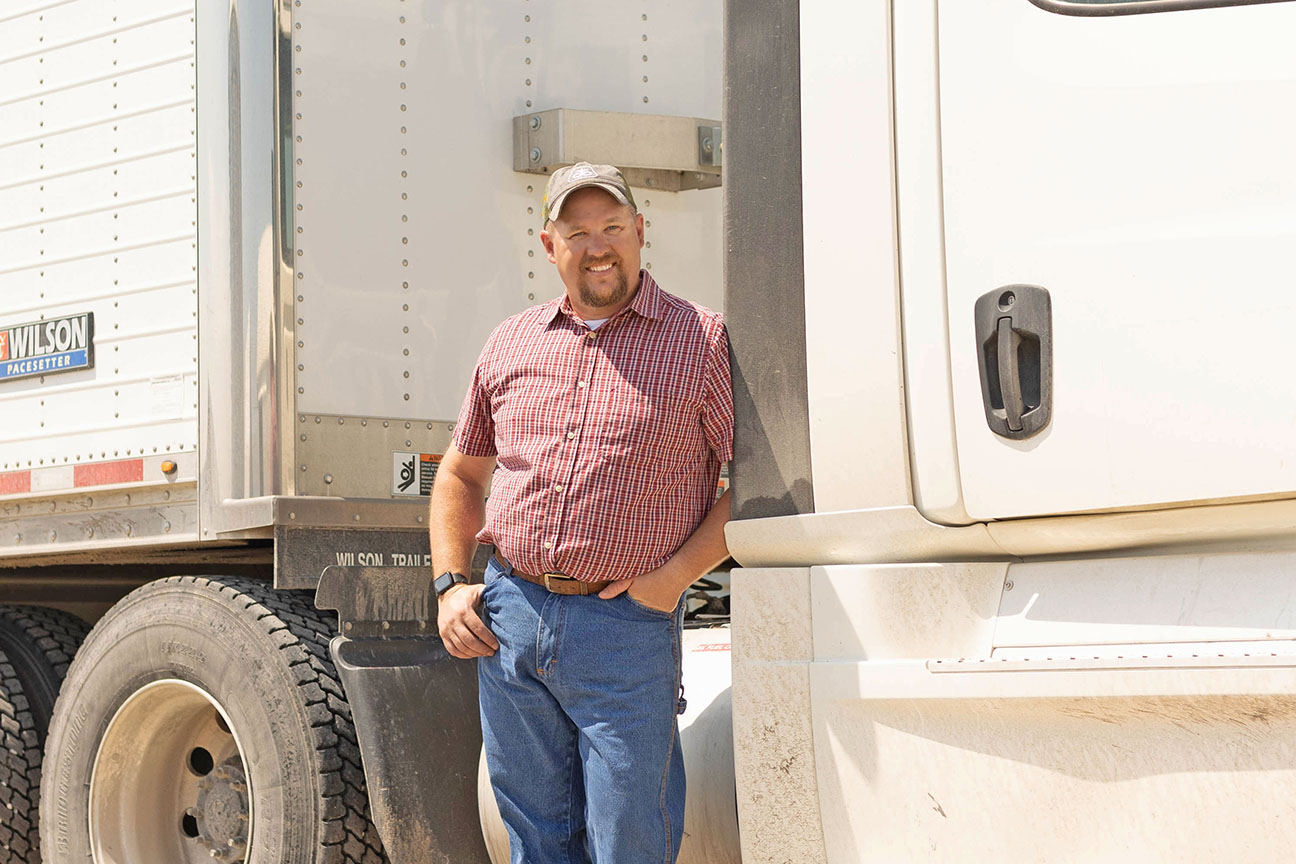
top-left (542, 572), bottom-right (563, 591)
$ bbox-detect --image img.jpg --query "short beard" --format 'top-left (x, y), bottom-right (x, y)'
top-left (577, 259), bottom-right (631, 310)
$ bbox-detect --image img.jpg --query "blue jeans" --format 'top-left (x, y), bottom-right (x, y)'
top-left (478, 556), bottom-right (686, 864)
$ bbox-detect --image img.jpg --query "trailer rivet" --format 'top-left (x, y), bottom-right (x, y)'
top-left (125, 526), bottom-right (132, 536)
top-left (290, 513), bottom-right (296, 520)
top-left (49, 531), bottom-right (57, 541)
top-left (344, 622), bottom-right (352, 632)
top-left (324, 474), bottom-right (333, 484)
top-left (1005, 580), bottom-right (1014, 591)
top-left (353, 514), bottom-right (361, 522)
top-left (382, 620), bottom-right (390, 630)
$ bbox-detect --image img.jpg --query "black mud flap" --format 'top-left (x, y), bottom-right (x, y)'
top-left (316, 565), bottom-right (490, 864)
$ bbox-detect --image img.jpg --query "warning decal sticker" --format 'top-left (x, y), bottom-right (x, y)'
top-left (392, 451), bottom-right (442, 497)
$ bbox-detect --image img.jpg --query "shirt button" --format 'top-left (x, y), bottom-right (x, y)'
top-left (566, 431), bottom-right (577, 439)
top-left (543, 541), bottom-right (553, 549)
top-left (587, 332), bottom-right (598, 340)
top-left (577, 380), bottom-right (588, 389)
top-left (554, 484), bottom-right (564, 492)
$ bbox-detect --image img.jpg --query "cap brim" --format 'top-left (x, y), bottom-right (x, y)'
top-left (547, 181), bottom-right (631, 224)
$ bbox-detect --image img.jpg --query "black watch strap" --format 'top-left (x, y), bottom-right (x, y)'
top-left (434, 571), bottom-right (469, 597)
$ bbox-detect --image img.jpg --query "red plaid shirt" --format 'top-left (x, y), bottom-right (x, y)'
top-left (453, 271), bottom-right (733, 583)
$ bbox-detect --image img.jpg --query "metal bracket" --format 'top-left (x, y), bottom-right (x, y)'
top-left (513, 108), bottom-right (723, 191)
top-left (698, 124), bottom-right (722, 167)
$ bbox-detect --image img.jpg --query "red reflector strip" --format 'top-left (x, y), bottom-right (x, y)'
top-left (0, 471), bottom-right (31, 495)
top-left (74, 459), bottom-right (144, 487)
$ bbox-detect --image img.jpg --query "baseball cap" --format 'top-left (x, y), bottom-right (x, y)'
top-left (541, 162), bottom-right (637, 224)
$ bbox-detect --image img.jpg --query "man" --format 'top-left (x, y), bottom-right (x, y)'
top-left (428, 161), bottom-right (733, 864)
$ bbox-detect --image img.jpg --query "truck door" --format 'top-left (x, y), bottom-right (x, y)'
top-left (919, 0), bottom-right (1296, 521)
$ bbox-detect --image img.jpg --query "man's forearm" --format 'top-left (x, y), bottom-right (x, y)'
top-left (429, 470), bottom-right (487, 577)
top-left (662, 489), bottom-right (732, 592)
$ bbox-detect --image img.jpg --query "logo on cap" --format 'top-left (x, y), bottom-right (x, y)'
top-left (568, 164), bottom-right (598, 181)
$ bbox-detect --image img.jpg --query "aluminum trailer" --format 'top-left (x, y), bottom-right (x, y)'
top-left (1, 0), bottom-right (733, 861)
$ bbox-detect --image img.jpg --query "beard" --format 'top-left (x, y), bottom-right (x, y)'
top-left (577, 255), bottom-right (632, 310)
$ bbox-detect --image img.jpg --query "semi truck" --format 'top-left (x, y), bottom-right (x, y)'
top-left (3, 0), bottom-right (1296, 862)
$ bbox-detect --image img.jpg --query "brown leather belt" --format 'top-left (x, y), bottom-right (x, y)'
top-left (494, 556), bottom-right (612, 596)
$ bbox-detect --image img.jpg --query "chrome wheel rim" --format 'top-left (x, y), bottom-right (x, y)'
top-left (88, 679), bottom-right (252, 864)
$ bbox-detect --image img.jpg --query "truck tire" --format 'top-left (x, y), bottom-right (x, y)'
top-left (39, 576), bottom-right (386, 864)
top-left (0, 606), bottom-right (89, 863)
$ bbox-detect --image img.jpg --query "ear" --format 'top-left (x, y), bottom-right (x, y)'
top-left (634, 210), bottom-right (645, 248)
top-left (540, 227), bottom-right (557, 264)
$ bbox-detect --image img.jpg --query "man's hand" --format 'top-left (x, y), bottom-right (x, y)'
top-left (437, 583), bottom-right (499, 658)
top-left (598, 490), bottom-right (732, 614)
top-left (598, 565), bottom-right (684, 613)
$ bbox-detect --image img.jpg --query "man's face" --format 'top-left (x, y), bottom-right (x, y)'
top-left (540, 186), bottom-right (645, 315)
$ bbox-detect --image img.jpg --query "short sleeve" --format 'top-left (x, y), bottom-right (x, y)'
top-left (700, 323), bottom-right (734, 463)
top-left (452, 342), bottom-right (498, 458)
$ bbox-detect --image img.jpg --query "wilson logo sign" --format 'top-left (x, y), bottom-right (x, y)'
top-left (0, 312), bottom-right (95, 382)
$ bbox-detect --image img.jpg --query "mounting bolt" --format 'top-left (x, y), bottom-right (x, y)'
top-left (529, 115), bottom-right (541, 130)
top-left (701, 136), bottom-right (714, 154)
top-left (529, 147), bottom-right (542, 163)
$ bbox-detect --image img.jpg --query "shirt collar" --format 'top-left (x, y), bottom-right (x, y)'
top-left (545, 270), bottom-right (661, 328)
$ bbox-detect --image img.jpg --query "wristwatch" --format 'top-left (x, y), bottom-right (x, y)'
top-left (434, 571), bottom-right (469, 597)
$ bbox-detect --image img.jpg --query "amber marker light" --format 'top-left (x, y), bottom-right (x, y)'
top-left (160, 460), bottom-right (177, 475)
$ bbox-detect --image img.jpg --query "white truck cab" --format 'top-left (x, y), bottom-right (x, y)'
top-left (726, 1), bottom-right (1296, 861)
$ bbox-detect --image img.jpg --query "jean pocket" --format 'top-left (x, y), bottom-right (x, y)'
top-left (623, 593), bottom-right (676, 619)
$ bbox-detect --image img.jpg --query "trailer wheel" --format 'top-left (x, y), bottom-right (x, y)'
top-left (0, 606), bottom-right (90, 863)
top-left (39, 576), bottom-right (385, 864)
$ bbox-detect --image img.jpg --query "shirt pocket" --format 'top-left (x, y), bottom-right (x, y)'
top-left (598, 386), bottom-right (697, 470)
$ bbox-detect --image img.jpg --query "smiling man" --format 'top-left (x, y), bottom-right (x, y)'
top-left (428, 162), bottom-right (733, 863)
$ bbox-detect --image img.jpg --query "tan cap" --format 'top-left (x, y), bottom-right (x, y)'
top-left (541, 162), bottom-right (637, 224)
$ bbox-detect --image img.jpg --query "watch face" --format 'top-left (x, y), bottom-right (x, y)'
top-left (435, 572), bottom-right (466, 595)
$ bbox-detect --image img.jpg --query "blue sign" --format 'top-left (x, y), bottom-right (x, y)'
top-left (0, 312), bottom-right (95, 382)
